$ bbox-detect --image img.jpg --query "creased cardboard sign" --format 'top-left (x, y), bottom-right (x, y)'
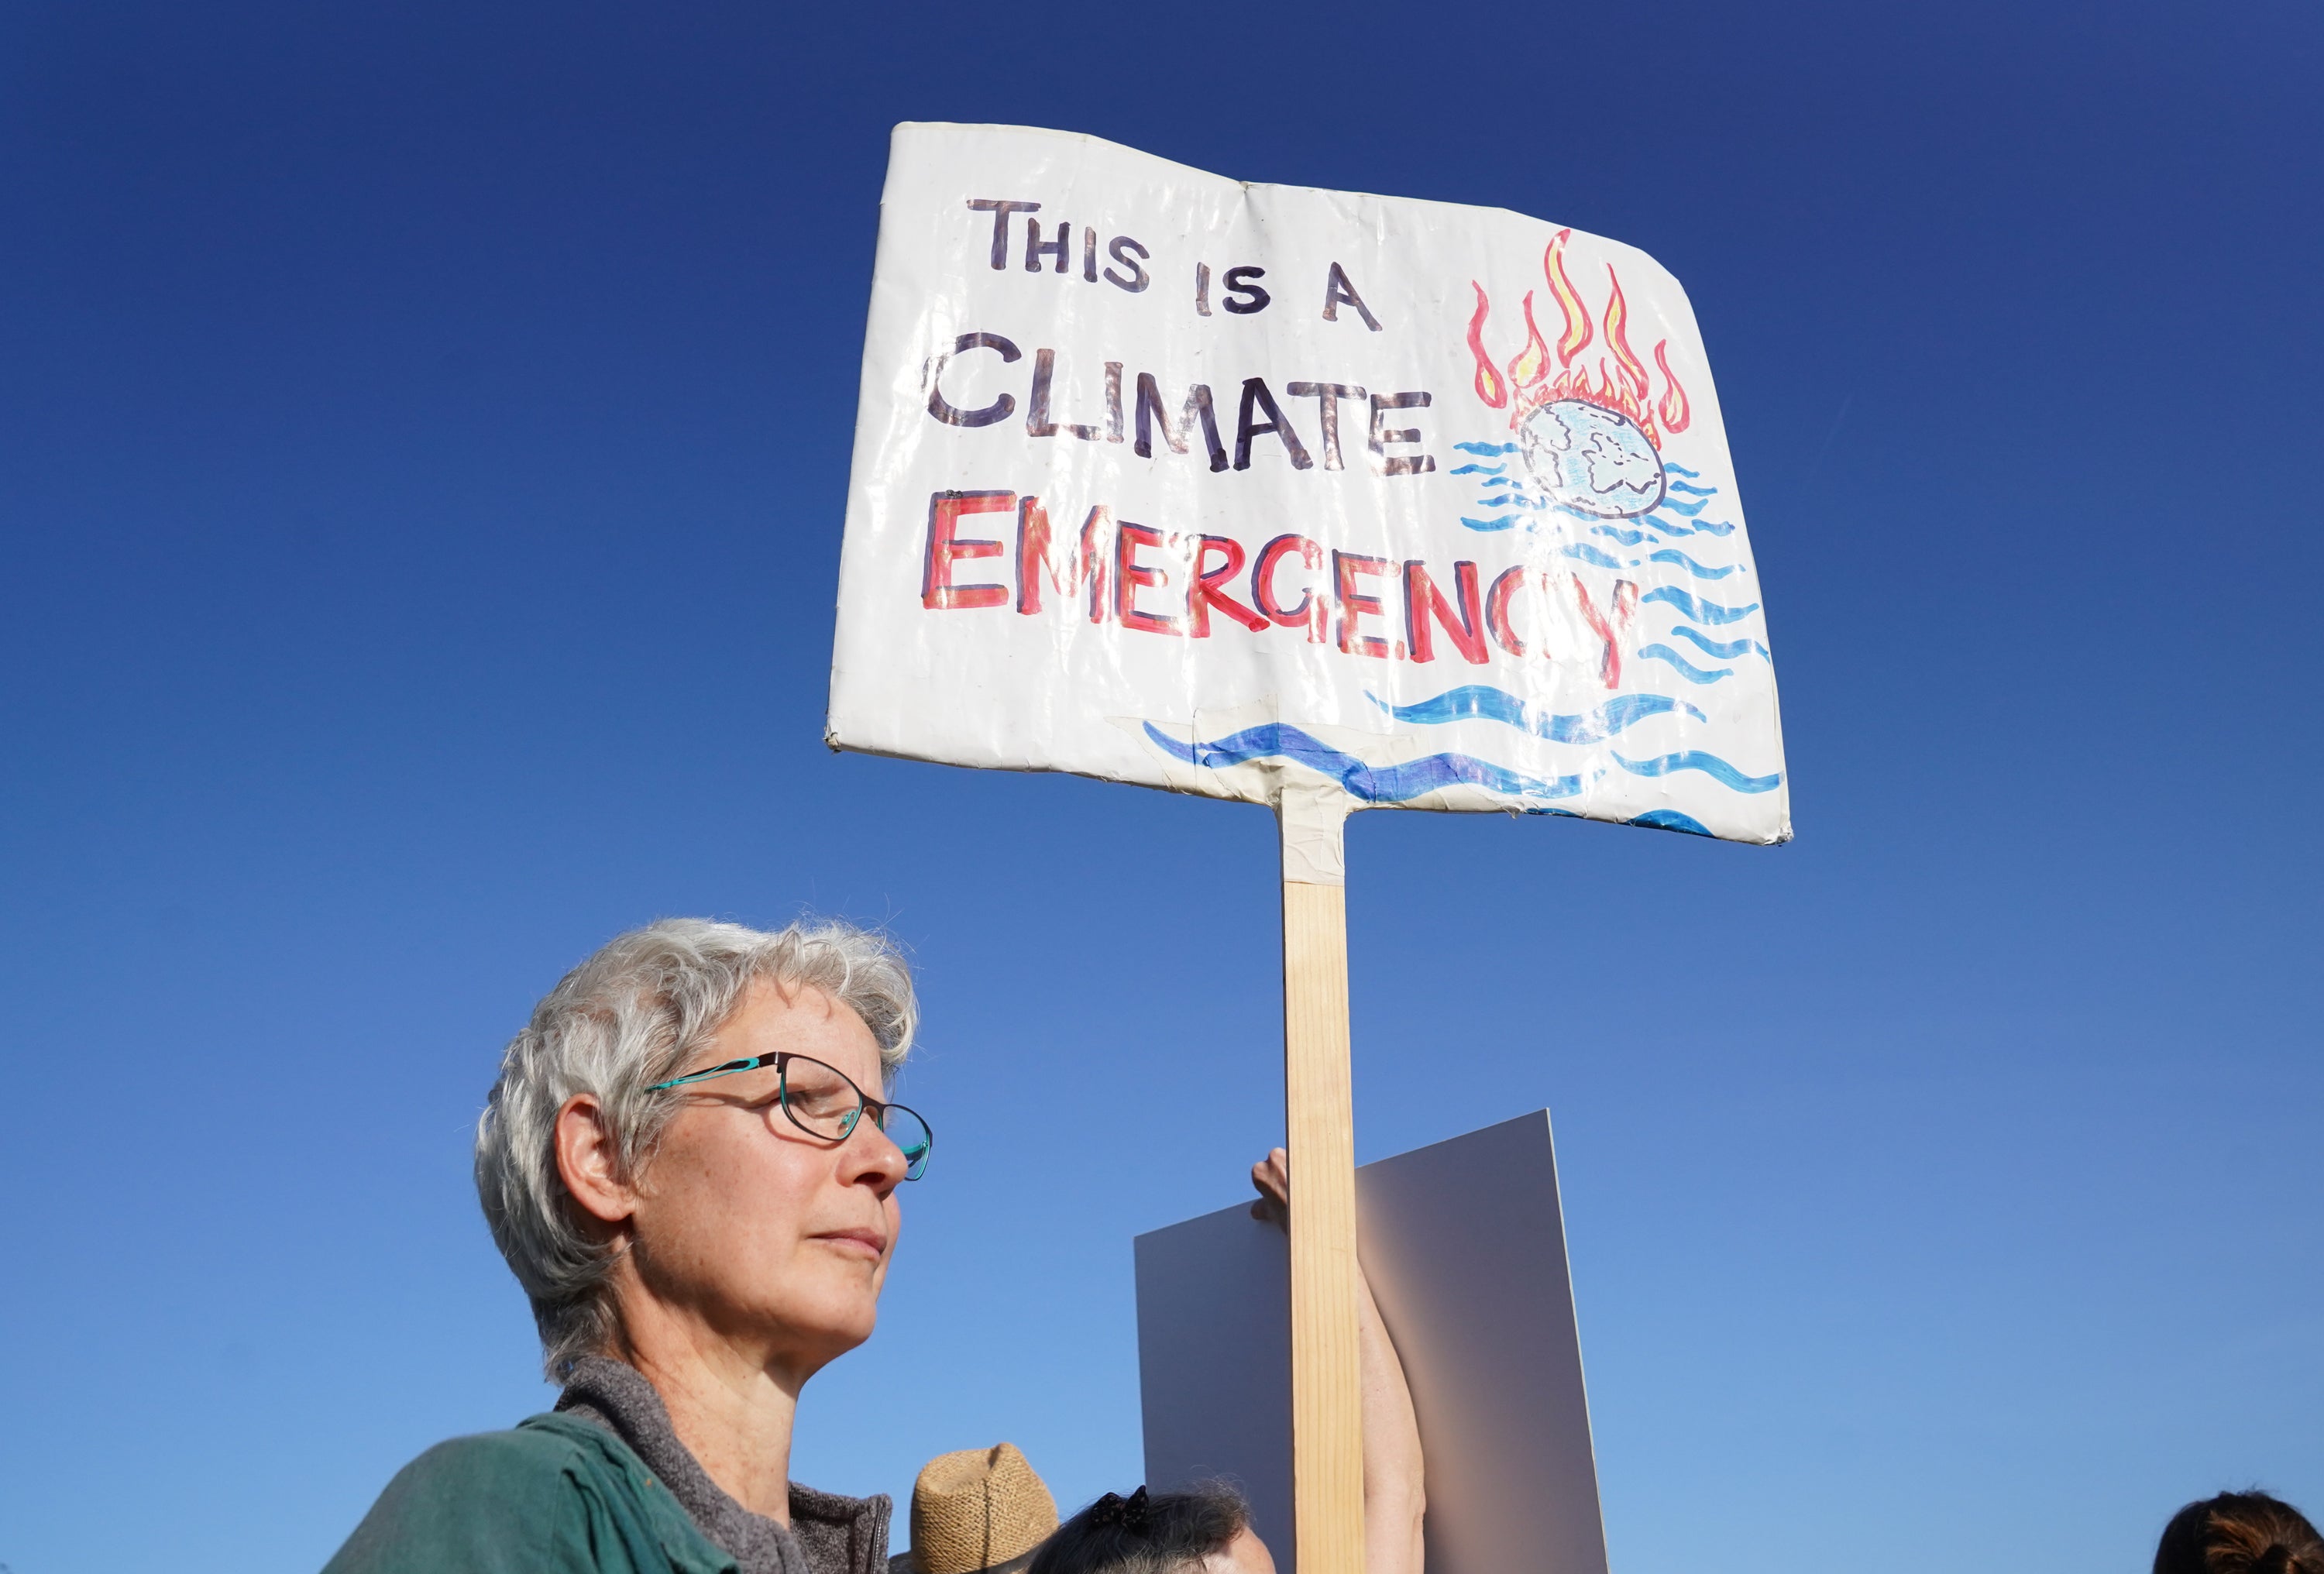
top-left (831, 123), bottom-right (1789, 844)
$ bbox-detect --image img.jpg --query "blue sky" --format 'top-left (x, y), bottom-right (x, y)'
top-left (2, 3), bottom-right (2318, 1572)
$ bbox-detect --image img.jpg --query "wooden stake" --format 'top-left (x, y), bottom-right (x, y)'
top-left (1279, 783), bottom-right (1363, 1574)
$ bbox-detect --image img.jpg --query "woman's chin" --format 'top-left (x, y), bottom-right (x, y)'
top-left (759, 1290), bottom-right (879, 1361)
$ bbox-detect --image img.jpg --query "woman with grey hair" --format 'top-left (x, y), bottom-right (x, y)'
top-left (325, 916), bottom-right (1425, 1574)
top-left (326, 916), bottom-right (931, 1574)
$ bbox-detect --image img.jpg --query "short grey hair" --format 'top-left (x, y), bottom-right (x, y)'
top-left (474, 916), bottom-right (917, 1377)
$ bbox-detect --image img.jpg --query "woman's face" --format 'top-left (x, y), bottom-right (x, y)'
top-left (624, 981), bottom-right (906, 1380)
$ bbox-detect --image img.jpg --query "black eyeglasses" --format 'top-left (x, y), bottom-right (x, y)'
top-left (649, 1050), bottom-right (932, 1181)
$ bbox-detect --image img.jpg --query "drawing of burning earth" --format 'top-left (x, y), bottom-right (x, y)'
top-left (1466, 227), bottom-right (1693, 523)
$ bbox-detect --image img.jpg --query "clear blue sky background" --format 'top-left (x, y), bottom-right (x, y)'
top-left (2, 3), bottom-right (2317, 1572)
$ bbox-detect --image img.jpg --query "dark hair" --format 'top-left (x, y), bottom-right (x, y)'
top-left (1026, 1484), bottom-right (1252, 1574)
top-left (2155, 1492), bottom-right (2324, 1574)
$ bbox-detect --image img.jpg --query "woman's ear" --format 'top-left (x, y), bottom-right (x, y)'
top-left (554, 1092), bottom-right (638, 1228)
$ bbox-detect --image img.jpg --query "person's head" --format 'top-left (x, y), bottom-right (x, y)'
top-left (1026, 1486), bottom-right (1270, 1574)
top-left (2155, 1492), bottom-right (2324, 1574)
top-left (475, 917), bottom-right (924, 1382)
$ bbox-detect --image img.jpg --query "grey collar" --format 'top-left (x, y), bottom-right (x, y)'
top-left (557, 1356), bottom-right (890, 1574)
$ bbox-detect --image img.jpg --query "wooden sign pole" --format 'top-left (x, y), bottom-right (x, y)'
top-left (1278, 783), bottom-right (1364, 1574)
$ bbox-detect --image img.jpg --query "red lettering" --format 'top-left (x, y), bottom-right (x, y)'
top-left (1015, 499), bottom-right (1110, 621)
top-left (1485, 565), bottom-right (1533, 657)
top-left (1573, 577), bottom-right (1638, 688)
top-left (1115, 522), bottom-right (1185, 635)
top-left (1402, 559), bottom-right (1489, 665)
top-left (1188, 535), bottom-right (1268, 637)
top-left (1253, 534), bottom-right (1326, 643)
top-left (922, 491), bottom-right (1013, 610)
top-left (1334, 551), bottom-right (1392, 658)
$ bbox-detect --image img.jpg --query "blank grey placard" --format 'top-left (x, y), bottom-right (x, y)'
top-left (1133, 1110), bottom-right (1607, 1574)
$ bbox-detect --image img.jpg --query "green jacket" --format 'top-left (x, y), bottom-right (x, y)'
top-left (324, 1414), bottom-right (736, 1574)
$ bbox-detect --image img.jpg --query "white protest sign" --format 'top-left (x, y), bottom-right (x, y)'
top-left (830, 122), bottom-right (1789, 846)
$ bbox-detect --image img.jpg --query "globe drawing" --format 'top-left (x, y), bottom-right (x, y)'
top-left (1517, 397), bottom-right (1667, 519)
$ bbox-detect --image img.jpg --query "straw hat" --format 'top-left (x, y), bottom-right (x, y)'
top-left (889, 1442), bottom-right (1060, 1574)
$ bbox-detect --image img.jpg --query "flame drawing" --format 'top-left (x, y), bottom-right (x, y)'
top-left (1466, 284), bottom-right (1504, 408)
top-left (1544, 232), bottom-right (1592, 366)
top-left (1652, 340), bottom-right (1690, 432)
top-left (1466, 229), bottom-right (1693, 449)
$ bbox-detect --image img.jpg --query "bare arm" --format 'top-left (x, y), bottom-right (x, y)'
top-left (1252, 1148), bottom-right (1426, 1574)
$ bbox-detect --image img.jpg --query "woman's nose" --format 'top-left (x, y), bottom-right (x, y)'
top-left (842, 1117), bottom-right (909, 1187)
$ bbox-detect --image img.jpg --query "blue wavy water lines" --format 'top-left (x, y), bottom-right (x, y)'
top-left (1454, 440), bottom-right (1520, 455)
top-left (1666, 479), bottom-right (1718, 497)
top-left (1592, 524), bottom-right (1648, 545)
top-left (1563, 543), bottom-right (1627, 569)
top-left (1460, 514), bottom-right (1521, 532)
top-left (1143, 721), bottom-right (1584, 802)
top-left (1662, 462), bottom-right (1702, 478)
top-left (1655, 492), bottom-right (1710, 517)
top-left (1646, 548), bottom-right (1736, 579)
top-left (1628, 808), bottom-right (1712, 836)
top-left (1666, 625), bottom-right (1771, 661)
top-left (1612, 750), bottom-right (1783, 793)
top-left (1477, 476), bottom-right (1514, 489)
top-left (1449, 462), bottom-right (1506, 476)
top-left (1637, 644), bottom-right (1732, 684)
top-left (1642, 586), bottom-right (1760, 624)
top-left (1366, 686), bottom-right (1704, 743)
top-left (1650, 514), bottom-right (1738, 538)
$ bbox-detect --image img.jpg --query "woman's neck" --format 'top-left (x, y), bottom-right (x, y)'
top-left (620, 1309), bottom-right (807, 1522)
